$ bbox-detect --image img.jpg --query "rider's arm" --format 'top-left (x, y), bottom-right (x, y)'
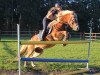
top-left (46, 7), bottom-right (56, 20)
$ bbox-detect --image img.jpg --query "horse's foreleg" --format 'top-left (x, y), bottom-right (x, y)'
top-left (62, 31), bottom-right (68, 46)
top-left (52, 32), bottom-right (59, 41)
top-left (62, 31), bottom-right (67, 41)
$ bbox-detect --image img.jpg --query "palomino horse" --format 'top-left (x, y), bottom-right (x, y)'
top-left (20, 10), bottom-right (79, 67)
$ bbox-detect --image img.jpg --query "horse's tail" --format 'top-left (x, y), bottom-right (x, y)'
top-left (20, 45), bottom-right (28, 56)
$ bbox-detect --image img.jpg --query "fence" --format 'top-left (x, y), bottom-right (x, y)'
top-left (85, 33), bottom-right (100, 41)
top-left (0, 30), bottom-right (100, 41)
top-left (0, 30), bottom-right (38, 40)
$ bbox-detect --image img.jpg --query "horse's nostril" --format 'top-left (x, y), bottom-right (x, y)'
top-left (77, 28), bottom-right (78, 31)
top-left (77, 27), bottom-right (79, 31)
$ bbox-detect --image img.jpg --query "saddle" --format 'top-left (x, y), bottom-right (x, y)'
top-left (37, 29), bottom-right (49, 40)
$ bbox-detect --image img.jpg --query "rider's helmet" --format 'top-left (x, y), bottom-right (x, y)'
top-left (55, 3), bottom-right (61, 8)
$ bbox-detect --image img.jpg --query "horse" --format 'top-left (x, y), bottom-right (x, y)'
top-left (20, 10), bottom-right (79, 67)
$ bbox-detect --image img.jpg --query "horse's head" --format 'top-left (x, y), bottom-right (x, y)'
top-left (57, 10), bottom-right (79, 31)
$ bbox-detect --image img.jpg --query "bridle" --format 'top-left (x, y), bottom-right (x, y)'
top-left (53, 11), bottom-right (78, 31)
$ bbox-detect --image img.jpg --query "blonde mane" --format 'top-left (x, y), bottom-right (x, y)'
top-left (61, 10), bottom-right (73, 15)
top-left (56, 10), bottom-right (74, 22)
top-left (57, 10), bottom-right (74, 17)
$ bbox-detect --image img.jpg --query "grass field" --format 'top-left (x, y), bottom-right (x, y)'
top-left (0, 40), bottom-right (100, 74)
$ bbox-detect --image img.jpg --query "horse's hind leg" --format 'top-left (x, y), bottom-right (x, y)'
top-left (24, 45), bottom-right (34, 67)
top-left (14, 45), bottom-right (28, 61)
top-left (30, 47), bottom-right (43, 67)
top-left (24, 50), bottom-right (33, 67)
top-left (20, 45), bottom-right (28, 56)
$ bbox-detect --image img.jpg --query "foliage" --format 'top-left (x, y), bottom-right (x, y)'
top-left (0, 0), bottom-right (100, 32)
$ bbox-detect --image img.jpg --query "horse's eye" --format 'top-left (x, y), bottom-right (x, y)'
top-left (72, 18), bottom-right (76, 24)
top-left (74, 17), bottom-right (78, 22)
top-left (72, 18), bottom-right (77, 23)
top-left (72, 19), bottom-right (75, 22)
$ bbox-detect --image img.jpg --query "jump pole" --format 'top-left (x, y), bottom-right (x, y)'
top-left (20, 41), bottom-right (90, 45)
top-left (86, 27), bottom-right (92, 69)
top-left (17, 24), bottom-right (21, 75)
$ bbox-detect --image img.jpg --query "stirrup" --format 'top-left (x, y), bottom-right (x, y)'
top-left (48, 27), bottom-right (52, 34)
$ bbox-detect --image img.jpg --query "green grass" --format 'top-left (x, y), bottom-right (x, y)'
top-left (0, 41), bottom-right (100, 73)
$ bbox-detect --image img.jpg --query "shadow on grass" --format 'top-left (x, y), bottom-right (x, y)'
top-left (3, 42), bottom-right (16, 57)
top-left (88, 65), bottom-right (100, 75)
top-left (20, 63), bottom-right (100, 75)
top-left (0, 64), bottom-right (100, 75)
top-left (48, 65), bottom-right (100, 75)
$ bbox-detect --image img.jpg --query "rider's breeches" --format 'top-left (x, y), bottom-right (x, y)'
top-left (42, 17), bottom-right (51, 31)
top-left (41, 17), bottom-right (51, 40)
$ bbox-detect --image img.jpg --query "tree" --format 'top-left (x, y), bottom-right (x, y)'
top-left (0, 0), bottom-right (99, 32)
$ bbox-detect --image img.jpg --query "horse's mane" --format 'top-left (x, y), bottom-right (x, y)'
top-left (57, 10), bottom-right (74, 17)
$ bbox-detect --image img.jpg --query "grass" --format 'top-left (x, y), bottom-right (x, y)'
top-left (0, 40), bottom-right (100, 73)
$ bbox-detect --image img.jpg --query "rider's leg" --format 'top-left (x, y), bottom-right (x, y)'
top-left (41, 17), bottom-right (47, 40)
top-left (41, 17), bottom-right (51, 40)
top-left (41, 29), bottom-right (46, 40)
top-left (47, 20), bottom-right (59, 34)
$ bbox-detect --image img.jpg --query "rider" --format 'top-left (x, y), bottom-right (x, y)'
top-left (41, 3), bottom-right (62, 40)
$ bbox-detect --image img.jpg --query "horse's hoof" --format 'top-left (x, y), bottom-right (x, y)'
top-left (32, 64), bottom-right (36, 67)
top-left (62, 44), bottom-right (67, 46)
top-left (24, 65), bottom-right (27, 67)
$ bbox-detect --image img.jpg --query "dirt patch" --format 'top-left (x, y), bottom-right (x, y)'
top-left (0, 70), bottom-right (48, 75)
top-left (0, 68), bottom-right (100, 75)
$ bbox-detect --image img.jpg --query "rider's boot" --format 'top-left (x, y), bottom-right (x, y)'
top-left (40, 30), bottom-right (46, 41)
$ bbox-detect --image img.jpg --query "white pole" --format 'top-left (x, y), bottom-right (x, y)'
top-left (17, 24), bottom-right (21, 75)
top-left (86, 27), bottom-right (92, 69)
